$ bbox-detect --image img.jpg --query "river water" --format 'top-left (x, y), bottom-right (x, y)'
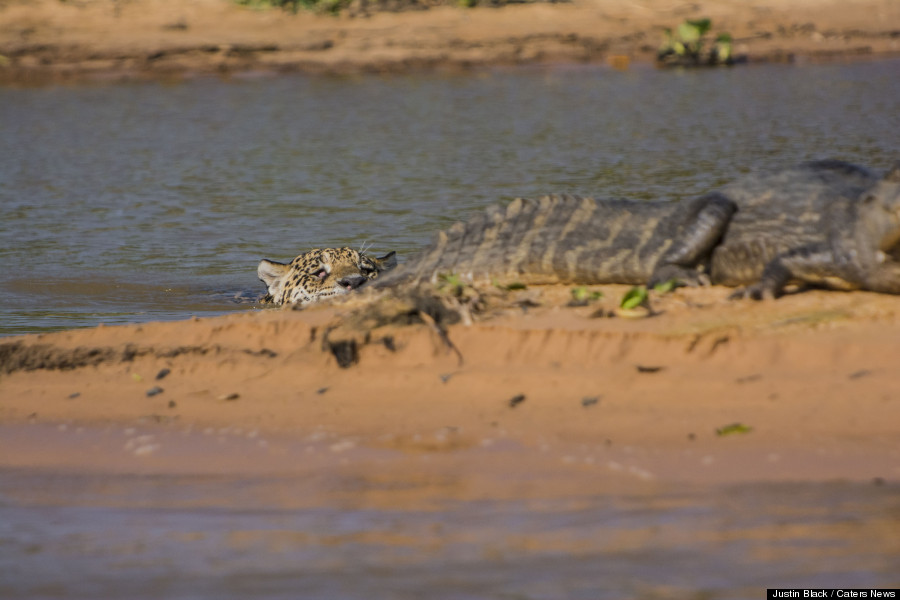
top-left (2, 60), bottom-right (899, 335)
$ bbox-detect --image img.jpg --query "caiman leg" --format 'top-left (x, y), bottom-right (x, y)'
top-left (864, 261), bottom-right (900, 294)
top-left (649, 193), bottom-right (737, 287)
top-left (729, 245), bottom-right (852, 300)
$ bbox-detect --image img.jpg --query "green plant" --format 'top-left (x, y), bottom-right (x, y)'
top-left (232, 0), bottom-right (349, 14)
top-left (712, 33), bottom-right (733, 64)
top-left (658, 18), bottom-right (733, 66)
top-left (652, 278), bottom-right (678, 294)
top-left (677, 18), bottom-right (711, 56)
top-left (437, 273), bottom-right (466, 296)
top-left (716, 423), bottom-right (753, 436)
top-left (620, 286), bottom-right (648, 310)
top-left (571, 286), bottom-right (603, 303)
top-left (233, 0), bottom-right (299, 11)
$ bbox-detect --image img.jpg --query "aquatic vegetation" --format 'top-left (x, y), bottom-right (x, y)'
top-left (657, 18), bottom-right (736, 67)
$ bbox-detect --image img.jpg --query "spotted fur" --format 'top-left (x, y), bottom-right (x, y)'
top-left (258, 247), bottom-right (397, 306)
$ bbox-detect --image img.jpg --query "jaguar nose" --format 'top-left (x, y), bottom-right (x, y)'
top-left (338, 274), bottom-right (368, 290)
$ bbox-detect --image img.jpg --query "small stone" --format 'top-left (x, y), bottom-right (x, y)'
top-left (508, 394), bottom-right (526, 408)
top-left (636, 365), bottom-right (663, 374)
top-left (218, 393), bottom-right (240, 401)
top-left (156, 368), bottom-right (171, 380)
top-left (68, 392), bottom-right (81, 399)
top-left (581, 396), bottom-right (600, 408)
top-left (146, 386), bottom-right (164, 397)
top-left (168, 400), bottom-right (177, 409)
top-left (316, 387), bottom-right (329, 395)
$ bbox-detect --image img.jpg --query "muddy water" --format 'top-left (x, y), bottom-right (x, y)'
top-left (2, 60), bottom-right (899, 335)
top-left (1, 425), bottom-right (899, 599)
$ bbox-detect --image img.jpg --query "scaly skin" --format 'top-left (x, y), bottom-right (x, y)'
top-left (376, 160), bottom-right (900, 298)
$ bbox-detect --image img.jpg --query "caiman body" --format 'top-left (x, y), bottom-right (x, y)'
top-left (377, 160), bottom-right (900, 298)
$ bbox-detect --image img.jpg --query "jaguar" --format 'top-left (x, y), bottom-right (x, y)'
top-left (257, 247), bottom-right (396, 306)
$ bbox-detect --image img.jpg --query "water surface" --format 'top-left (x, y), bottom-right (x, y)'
top-left (1, 60), bottom-right (898, 334)
top-left (1, 425), bottom-right (898, 600)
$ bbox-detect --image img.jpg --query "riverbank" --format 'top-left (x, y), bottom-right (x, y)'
top-left (2, 284), bottom-right (899, 502)
top-left (1, 0), bottom-right (899, 84)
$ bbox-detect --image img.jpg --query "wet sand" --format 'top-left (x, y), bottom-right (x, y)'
top-left (1, 0), bottom-right (899, 83)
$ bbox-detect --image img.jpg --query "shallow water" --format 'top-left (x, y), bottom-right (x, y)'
top-left (2, 60), bottom-right (899, 335)
top-left (4, 481), bottom-right (898, 600)
top-left (1, 424), bottom-right (898, 600)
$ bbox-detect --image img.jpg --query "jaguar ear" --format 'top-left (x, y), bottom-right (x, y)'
top-left (257, 259), bottom-right (290, 288)
top-left (885, 161), bottom-right (900, 183)
top-left (373, 251), bottom-right (398, 272)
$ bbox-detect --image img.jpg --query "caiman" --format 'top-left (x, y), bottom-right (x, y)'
top-left (375, 159), bottom-right (900, 298)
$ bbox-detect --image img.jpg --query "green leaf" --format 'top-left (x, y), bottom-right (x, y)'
top-left (677, 21), bottom-right (701, 44)
top-left (686, 18), bottom-right (712, 36)
top-left (505, 282), bottom-right (527, 291)
top-left (716, 423), bottom-right (753, 436)
top-left (714, 33), bottom-right (733, 63)
top-left (653, 278), bottom-right (678, 294)
top-left (620, 286), bottom-right (648, 309)
top-left (437, 273), bottom-right (464, 294)
top-left (572, 287), bottom-right (603, 302)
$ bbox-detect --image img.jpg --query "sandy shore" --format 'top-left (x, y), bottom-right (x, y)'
top-left (3, 284), bottom-right (900, 504)
top-left (1, 0), bottom-right (899, 83)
